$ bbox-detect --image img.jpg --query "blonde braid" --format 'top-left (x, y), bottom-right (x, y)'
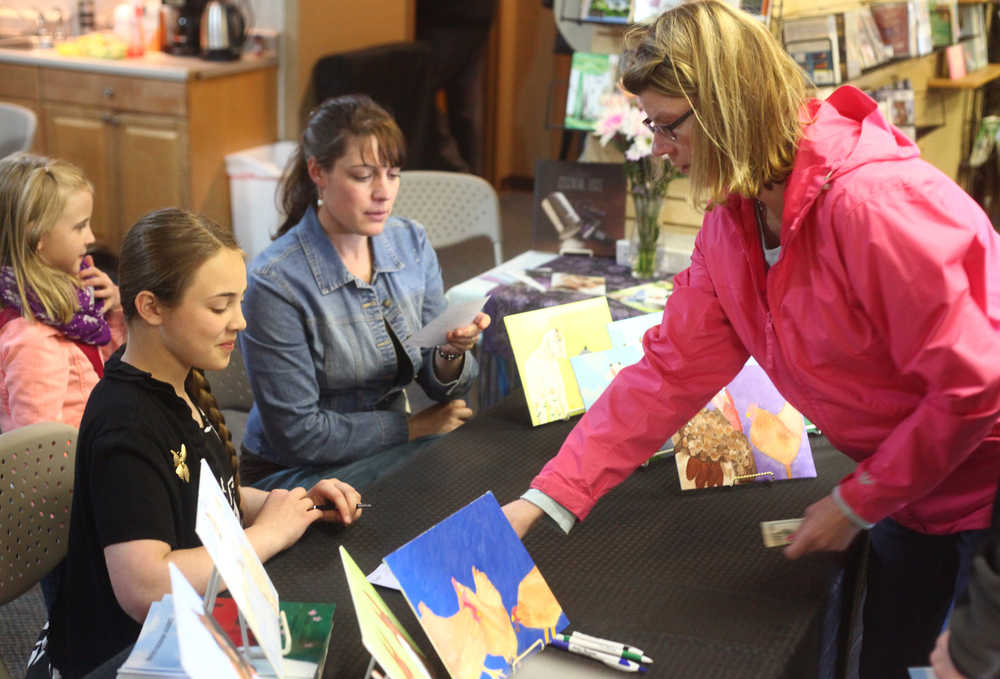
top-left (186, 368), bottom-right (242, 519)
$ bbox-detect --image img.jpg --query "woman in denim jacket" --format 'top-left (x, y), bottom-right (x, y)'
top-left (239, 95), bottom-right (489, 491)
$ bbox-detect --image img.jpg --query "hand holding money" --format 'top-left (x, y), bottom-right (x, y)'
top-left (782, 495), bottom-right (861, 559)
top-left (761, 518), bottom-right (804, 547)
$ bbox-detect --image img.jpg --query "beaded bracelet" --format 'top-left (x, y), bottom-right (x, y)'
top-left (436, 346), bottom-right (463, 361)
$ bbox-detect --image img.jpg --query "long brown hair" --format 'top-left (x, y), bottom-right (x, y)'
top-left (621, 0), bottom-right (810, 207)
top-left (277, 94), bottom-right (405, 237)
top-left (0, 153), bottom-right (92, 323)
top-left (119, 208), bottom-right (244, 510)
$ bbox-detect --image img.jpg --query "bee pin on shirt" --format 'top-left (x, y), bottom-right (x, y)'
top-left (171, 443), bottom-right (190, 483)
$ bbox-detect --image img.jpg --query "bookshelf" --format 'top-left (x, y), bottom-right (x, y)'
top-left (927, 62), bottom-right (1000, 88)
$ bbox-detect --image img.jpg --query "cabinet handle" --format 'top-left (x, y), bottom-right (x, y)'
top-left (100, 113), bottom-right (120, 126)
top-left (103, 87), bottom-right (114, 98)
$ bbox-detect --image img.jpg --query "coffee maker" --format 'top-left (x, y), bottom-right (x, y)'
top-left (161, 0), bottom-right (207, 56)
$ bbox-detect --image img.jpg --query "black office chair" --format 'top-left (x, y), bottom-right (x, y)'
top-left (311, 42), bottom-right (437, 170)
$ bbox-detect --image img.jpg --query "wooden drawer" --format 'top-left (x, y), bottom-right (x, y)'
top-left (40, 68), bottom-right (187, 116)
top-left (0, 63), bottom-right (40, 100)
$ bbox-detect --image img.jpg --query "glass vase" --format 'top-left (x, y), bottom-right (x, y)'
top-left (629, 189), bottom-right (663, 279)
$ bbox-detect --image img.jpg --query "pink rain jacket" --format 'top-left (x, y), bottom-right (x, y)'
top-left (532, 86), bottom-right (1000, 534)
top-left (0, 308), bottom-right (126, 431)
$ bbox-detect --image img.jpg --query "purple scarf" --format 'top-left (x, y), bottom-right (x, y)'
top-left (0, 265), bottom-right (111, 345)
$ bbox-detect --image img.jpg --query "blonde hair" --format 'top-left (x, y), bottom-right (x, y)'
top-left (0, 153), bottom-right (93, 323)
top-left (621, 0), bottom-right (811, 207)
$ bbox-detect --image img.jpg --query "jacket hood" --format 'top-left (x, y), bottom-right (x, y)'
top-left (781, 85), bottom-right (922, 234)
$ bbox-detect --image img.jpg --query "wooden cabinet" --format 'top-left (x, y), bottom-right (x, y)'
top-left (43, 102), bottom-right (188, 247)
top-left (0, 59), bottom-right (276, 252)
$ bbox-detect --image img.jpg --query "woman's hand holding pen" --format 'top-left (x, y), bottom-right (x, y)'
top-left (247, 487), bottom-right (324, 555)
top-left (306, 477), bottom-right (363, 525)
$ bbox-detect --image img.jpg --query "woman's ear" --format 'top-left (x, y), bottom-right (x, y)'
top-left (133, 290), bottom-right (164, 326)
top-left (306, 157), bottom-right (325, 191)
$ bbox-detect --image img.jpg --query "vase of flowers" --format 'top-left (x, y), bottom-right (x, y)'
top-left (594, 93), bottom-right (683, 278)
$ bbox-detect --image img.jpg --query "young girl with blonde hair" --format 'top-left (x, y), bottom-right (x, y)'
top-left (0, 153), bottom-right (124, 430)
top-left (30, 208), bottom-right (362, 679)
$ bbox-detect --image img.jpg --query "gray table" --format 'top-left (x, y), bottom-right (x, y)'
top-left (265, 392), bottom-right (863, 679)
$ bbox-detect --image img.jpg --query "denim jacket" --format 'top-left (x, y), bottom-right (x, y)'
top-left (239, 206), bottom-right (477, 467)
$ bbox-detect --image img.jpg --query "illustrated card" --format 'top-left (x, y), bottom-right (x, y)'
top-left (341, 547), bottom-right (434, 679)
top-left (383, 493), bottom-right (569, 679)
top-left (673, 360), bottom-right (816, 490)
top-left (196, 458), bottom-right (284, 676)
top-left (569, 345), bottom-right (645, 411)
top-left (606, 311), bottom-right (663, 347)
top-left (505, 297), bottom-right (613, 425)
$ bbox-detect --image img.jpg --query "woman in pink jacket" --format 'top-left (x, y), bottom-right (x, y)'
top-left (0, 154), bottom-right (125, 431)
top-left (503, 3), bottom-right (1000, 678)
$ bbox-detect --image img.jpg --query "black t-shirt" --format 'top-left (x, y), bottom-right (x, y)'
top-left (47, 351), bottom-right (238, 679)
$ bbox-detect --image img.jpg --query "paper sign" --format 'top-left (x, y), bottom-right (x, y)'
top-left (409, 297), bottom-right (488, 348)
top-left (196, 458), bottom-right (284, 678)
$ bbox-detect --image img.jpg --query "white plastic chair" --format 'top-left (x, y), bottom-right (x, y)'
top-left (391, 171), bottom-right (503, 267)
top-left (0, 103), bottom-right (38, 159)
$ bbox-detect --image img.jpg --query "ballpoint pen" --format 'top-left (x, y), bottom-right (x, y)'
top-left (311, 502), bottom-right (371, 511)
top-left (549, 638), bottom-right (648, 673)
top-left (559, 632), bottom-right (654, 664)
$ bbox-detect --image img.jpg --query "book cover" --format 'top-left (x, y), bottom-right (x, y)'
top-left (580, 0), bottom-right (630, 23)
top-left (929, 0), bottom-right (957, 47)
top-left (212, 598), bottom-right (336, 674)
top-left (870, 2), bottom-right (911, 57)
top-left (606, 280), bottom-right (673, 313)
top-left (784, 15), bottom-right (842, 85)
top-left (945, 43), bottom-right (967, 79)
top-left (569, 344), bottom-right (645, 410)
top-left (606, 311), bottom-right (663, 347)
top-left (533, 160), bottom-right (627, 257)
top-left (505, 297), bottom-right (613, 426)
top-left (340, 546), bottom-right (435, 679)
top-left (564, 52), bottom-right (620, 131)
top-left (673, 361), bottom-right (816, 490)
top-left (383, 492), bottom-right (569, 679)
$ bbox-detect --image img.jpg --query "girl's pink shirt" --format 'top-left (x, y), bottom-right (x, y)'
top-left (0, 308), bottom-right (126, 431)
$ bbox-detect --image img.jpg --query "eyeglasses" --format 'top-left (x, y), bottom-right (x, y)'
top-left (642, 109), bottom-right (694, 142)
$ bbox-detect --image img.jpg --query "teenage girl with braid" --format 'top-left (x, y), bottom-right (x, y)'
top-left (30, 208), bottom-right (363, 679)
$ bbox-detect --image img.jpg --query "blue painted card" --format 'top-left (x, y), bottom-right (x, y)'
top-left (569, 345), bottom-right (645, 410)
top-left (384, 492), bottom-right (569, 679)
top-left (606, 311), bottom-right (663, 347)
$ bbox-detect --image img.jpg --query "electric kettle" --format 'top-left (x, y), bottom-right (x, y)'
top-left (199, 0), bottom-right (250, 61)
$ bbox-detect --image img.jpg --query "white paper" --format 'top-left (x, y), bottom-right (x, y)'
top-left (408, 297), bottom-right (488, 348)
top-left (169, 564), bottom-right (258, 679)
top-left (366, 561), bottom-right (402, 591)
top-left (196, 458), bottom-right (285, 678)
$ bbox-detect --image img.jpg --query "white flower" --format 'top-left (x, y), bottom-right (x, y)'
top-left (625, 134), bottom-right (653, 161)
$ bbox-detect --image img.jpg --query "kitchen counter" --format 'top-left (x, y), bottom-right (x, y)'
top-left (0, 45), bottom-right (276, 81)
